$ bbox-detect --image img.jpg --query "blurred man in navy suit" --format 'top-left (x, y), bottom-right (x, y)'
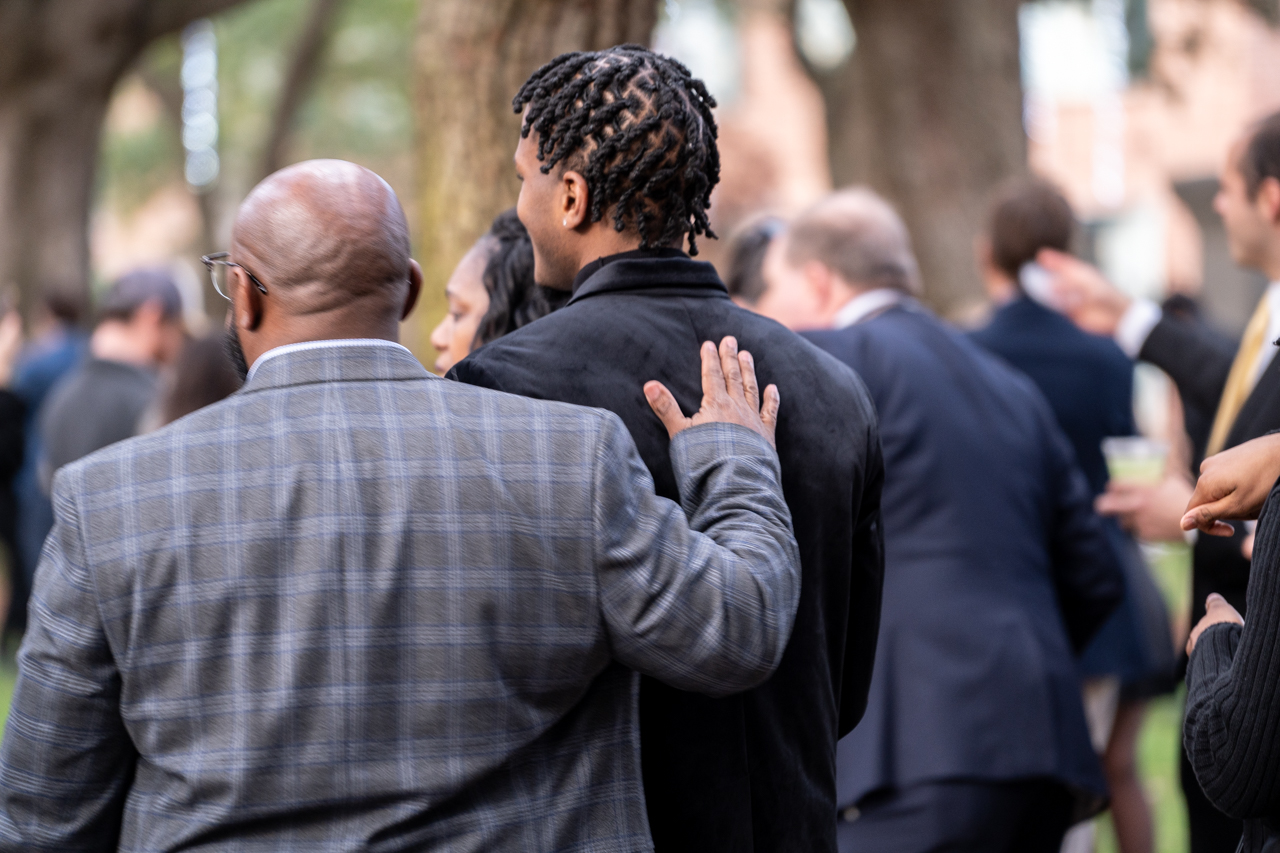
top-left (972, 179), bottom-right (1174, 853)
top-left (747, 188), bottom-right (1124, 853)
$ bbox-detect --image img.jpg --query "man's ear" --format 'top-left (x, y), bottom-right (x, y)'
top-left (1259, 176), bottom-right (1280, 225)
top-left (975, 236), bottom-right (995, 272)
top-left (402, 260), bottom-right (424, 321)
top-left (803, 260), bottom-right (834, 307)
top-left (560, 169), bottom-right (590, 230)
top-left (232, 266), bottom-right (264, 333)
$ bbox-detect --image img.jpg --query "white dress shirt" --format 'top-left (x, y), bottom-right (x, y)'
top-left (1116, 283), bottom-right (1280, 386)
top-left (245, 338), bottom-right (414, 383)
top-left (833, 289), bottom-right (905, 330)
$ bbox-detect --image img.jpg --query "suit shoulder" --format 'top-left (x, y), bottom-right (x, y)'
top-left (450, 307), bottom-right (583, 388)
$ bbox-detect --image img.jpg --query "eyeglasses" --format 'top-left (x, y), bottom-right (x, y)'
top-left (201, 253), bottom-right (268, 301)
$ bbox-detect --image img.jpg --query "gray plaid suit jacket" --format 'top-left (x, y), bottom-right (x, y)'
top-left (0, 342), bottom-right (799, 852)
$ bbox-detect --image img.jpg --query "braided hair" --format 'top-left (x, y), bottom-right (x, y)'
top-left (473, 208), bottom-right (567, 349)
top-left (513, 44), bottom-right (721, 255)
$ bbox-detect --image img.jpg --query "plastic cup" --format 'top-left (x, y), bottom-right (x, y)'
top-left (1101, 437), bottom-right (1168, 485)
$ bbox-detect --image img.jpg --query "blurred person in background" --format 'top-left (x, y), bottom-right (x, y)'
top-left (971, 178), bottom-right (1174, 853)
top-left (1045, 109), bottom-right (1280, 853)
top-left (429, 208), bottom-right (565, 374)
top-left (9, 292), bottom-right (85, 637)
top-left (754, 188), bottom-right (1124, 853)
top-left (38, 269), bottom-right (184, 490)
top-left (147, 333), bottom-right (242, 429)
top-left (0, 311), bottom-right (27, 641)
top-left (723, 215), bottom-right (784, 309)
top-left (451, 46), bottom-right (885, 853)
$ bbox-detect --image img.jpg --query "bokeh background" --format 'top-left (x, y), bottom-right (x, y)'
top-left (8, 1), bottom-right (1280, 849)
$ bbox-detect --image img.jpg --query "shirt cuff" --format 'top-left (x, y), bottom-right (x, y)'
top-left (1115, 298), bottom-right (1162, 359)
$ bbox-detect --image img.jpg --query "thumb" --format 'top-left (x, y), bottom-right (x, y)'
top-left (759, 384), bottom-right (780, 448)
top-left (1182, 499), bottom-right (1235, 534)
top-left (645, 381), bottom-right (691, 439)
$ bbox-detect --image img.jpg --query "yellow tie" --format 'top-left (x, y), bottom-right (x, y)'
top-left (1206, 294), bottom-right (1272, 456)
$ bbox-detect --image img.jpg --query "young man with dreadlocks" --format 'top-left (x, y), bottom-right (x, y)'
top-left (449, 45), bottom-right (885, 851)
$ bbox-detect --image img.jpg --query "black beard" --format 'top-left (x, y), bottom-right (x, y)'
top-left (224, 327), bottom-right (250, 382)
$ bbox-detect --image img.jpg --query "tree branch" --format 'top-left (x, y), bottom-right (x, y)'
top-left (141, 0), bottom-right (257, 42)
top-left (1243, 0), bottom-right (1280, 26)
top-left (259, 0), bottom-right (344, 180)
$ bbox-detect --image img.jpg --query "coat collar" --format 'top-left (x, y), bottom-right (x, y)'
top-left (568, 249), bottom-right (730, 305)
top-left (240, 340), bottom-right (433, 394)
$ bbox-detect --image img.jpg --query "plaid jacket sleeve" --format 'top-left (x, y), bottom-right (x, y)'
top-left (594, 418), bottom-right (800, 697)
top-left (0, 466), bottom-right (137, 852)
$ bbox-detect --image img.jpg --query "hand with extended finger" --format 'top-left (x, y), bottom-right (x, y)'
top-left (644, 336), bottom-right (781, 449)
top-left (1180, 433), bottom-right (1280, 537)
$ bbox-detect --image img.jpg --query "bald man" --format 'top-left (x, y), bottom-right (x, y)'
top-left (0, 160), bottom-right (802, 851)
top-left (751, 189), bottom-right (1124, 853)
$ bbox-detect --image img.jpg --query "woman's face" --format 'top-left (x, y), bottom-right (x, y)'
top-left (430, 241), bottom-right (492, 374)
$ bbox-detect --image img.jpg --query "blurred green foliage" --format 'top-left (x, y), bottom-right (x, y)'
top-left (93, 0), bottom-right (418, 263)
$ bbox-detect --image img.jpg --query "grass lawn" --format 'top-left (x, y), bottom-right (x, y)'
top-left (1095, 541), bottom-right (1195, 853)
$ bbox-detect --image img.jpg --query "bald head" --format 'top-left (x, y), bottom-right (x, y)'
top-left (225, 160), bottom-right (422, 374)
top-left (784, 188), bottom-right (921, 296)
top-left (232, 160), bottom-right (412, 314)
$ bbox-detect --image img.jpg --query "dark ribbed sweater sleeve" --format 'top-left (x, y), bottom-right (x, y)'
top-left (1184, 484), bottom-right (1280, 823)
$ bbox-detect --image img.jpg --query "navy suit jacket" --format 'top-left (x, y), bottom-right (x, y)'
top-left (972, 298), bottom-right (1171, 685)
top-left (804, 302), bottom-right (1123, 815)
top-left (971, 297), bottom-right (1134, 497)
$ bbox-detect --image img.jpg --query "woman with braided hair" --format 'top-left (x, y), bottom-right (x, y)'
top-left (449, 44), bottom-right (885, 853)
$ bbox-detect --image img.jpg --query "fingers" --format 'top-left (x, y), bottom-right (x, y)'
top-left (700, 340), bottom-right (724, 403)
top-left (760, 384), bottom-right (780, 447)
top-left (1206, 520), bottom-right (1237, 537)
top-left (644, 380), bottom-right (691, 439)
top-left (1095, 491), bottom-right (1143, 517)
top-left (1205, 593), bottom-right (1229, 610)
top-left (1181, 500), bottom-right (1233, 532)
top-left (1036, 247), bottom-right (1070, 271)
top-left (718, 337), bottom-right (743, 398)
top-left (738, 348), bottom-right (760, 412)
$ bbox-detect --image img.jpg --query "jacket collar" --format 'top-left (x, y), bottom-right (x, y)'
top-left (240, 340), bottom-right (432, 394)
top-left (569, 249), bottom-right (729, 305)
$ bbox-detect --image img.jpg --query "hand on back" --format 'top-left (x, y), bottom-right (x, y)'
top-left (645, 336), bottom-right (781, 450)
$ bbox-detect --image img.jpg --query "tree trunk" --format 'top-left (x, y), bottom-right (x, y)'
top-left (410, 0), bottom-right (658, 358)
top-left (0, 0), bottom-right (250, 321)
top-left (819, 0), bottom-right (1025, 319)
top-left (259, 0), bottom-right (345, 181)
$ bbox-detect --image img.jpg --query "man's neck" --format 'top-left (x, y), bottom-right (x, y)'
top-left (241, 312), bottom-right (402, 370)
top-left (561, 225), bottom-right (687, 290)
top-left (829, 286), bottom-right (904, 330)
top-left (90, 322), bottom-right (153, 368)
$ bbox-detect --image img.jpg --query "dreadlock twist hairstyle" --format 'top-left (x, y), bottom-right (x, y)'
top-left (513, 44), bottom-right (721, 255)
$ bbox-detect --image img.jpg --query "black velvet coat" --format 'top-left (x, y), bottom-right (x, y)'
top-left (450, 250), bottom-right (885, 853)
